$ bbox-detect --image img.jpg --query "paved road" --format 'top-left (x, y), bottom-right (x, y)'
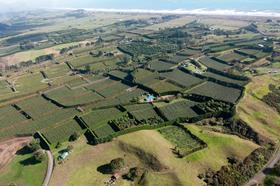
top-left (43, 150), bottom-right (54, 186)
top-left (246, 146), bottom-right (280, 186)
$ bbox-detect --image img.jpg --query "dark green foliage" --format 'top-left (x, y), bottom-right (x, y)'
top-left (33, 150), bottom-right (45, 162)
top-left (26, 139), bottom-right (41, 152)
top-left (118, 40), bottom-right (177, 57)
top-left (55, 142), bottom-right (62, 149)
top-left (69, 132), bottom-right (80, 141)
top-left (193, 100), bottom-right (232, 115)
top-left (159, 125), bottom-right (206, 158)
top-left (203, 146), bottom-right (275, 185)
top-left (159, 99), bottom-right (198, 121)
top-left (110, 158), bottom-right (125, 173)
top-left (262, 84), bottom-right (280, 113)
top-left (189, 81), bottom-right (242, 104)
top-left (35, 54), bottom-right (54, 63)
top-left (109, 113), bottom-right (138, 130)
top-left (124, 167), bottom-right (143, 181)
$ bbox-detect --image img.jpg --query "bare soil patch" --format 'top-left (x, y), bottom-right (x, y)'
top-left (0, 137), bottom-right (32, 171)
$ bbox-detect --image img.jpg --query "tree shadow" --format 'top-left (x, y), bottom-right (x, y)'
top-left (97, 164), bottom-right (112, 174)
top-left (58, 149), bottom-right (68, 154)
top-left (19, 156), bottom-right (41, 166)
top-left (16, 146), bottom-right (32, 155)
top-left (263, 168), bottom-right (277, 176)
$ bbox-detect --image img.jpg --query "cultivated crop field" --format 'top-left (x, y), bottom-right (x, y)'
top-left (148, 60), bottom-right (176, 71)
top-left (42, 119), bottom-right (83, 145)
top-left (124, 103), bottom-right (162, 121)
top-left (216, 52), bottom-right (247, 64)
top-left (81, 107), bottom-right (122, 132)
top-left (1, 10), bottom-right (279, 186)
top-left (45, 86), bottom-right (103, 106)
top-left (198, 57), bottom-right (231, 71)
top-left (203, 71), bottom-right (248, 86)
top-left (189, 81), bottom-right (242, 103)
top-left (160, 69), bottom-right (205, 89)
top-left (159, 126), bottom-right (203, 155)
top-left (177, 48), bottom-right (201, 56)
top-left (158, 99), bottom-right (198, 121)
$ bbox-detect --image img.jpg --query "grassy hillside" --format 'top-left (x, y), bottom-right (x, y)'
top-left (0, 151), bottom-right (47, 186)
top-left (237, 74), bottom-right (280, 142)
top-left (50, 128), bottom-right (258, 186)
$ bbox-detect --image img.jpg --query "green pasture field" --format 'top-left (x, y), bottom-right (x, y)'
top-left (189, 81), bottom-right (242, 103)
top-left (0, 150), bottom-right (47, 186)
top-left (0, 80), bottom-right (12, 95)
top-left (198, 56), bottom-right (231, 71)
top-left (158, 99), bottom-right (198, 121)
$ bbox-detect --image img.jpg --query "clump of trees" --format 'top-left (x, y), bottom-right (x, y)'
top-left (33, 150), bottom-right (45, 162)
top-left (109, 158), bottom-right (125, 173)
top-left (69, 132), bottom-right (80, 141)
top-left (200, 146), bottom-right (275, 185)
top-left (124, 167), bottom-right (142, 181)
top-left (25, 139), bottom-right (45, 163)
top-left (26, 139), bottom-right (41, 152)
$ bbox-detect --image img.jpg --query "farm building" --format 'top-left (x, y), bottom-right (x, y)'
top-left (58, 151), bottom-right (69, 161)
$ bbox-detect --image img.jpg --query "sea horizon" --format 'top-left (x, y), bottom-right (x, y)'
top-left (57, 7), bottom-right (280, 18)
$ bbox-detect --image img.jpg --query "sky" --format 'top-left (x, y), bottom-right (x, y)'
top-left (0, 0), bottom-right (279, 12)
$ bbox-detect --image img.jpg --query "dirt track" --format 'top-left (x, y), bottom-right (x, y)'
top-left (0, 137), bottom-right (32, 170)
top-left (43, 150), bottom-right (54, 186)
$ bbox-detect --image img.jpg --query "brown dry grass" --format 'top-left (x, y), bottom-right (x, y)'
top-left (237, 74), bottom-right (280, 142)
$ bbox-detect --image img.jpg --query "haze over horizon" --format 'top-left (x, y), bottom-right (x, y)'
top-left (0, 0), bottom-right (280, 13)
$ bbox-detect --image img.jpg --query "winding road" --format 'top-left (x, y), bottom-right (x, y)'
top-left (43, 150), bottom-right (54, 186)
top-left (246, 146), bottom-right (280, 186)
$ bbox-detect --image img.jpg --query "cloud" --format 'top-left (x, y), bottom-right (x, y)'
top-left (0, 0), bottom-right (77, 11)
